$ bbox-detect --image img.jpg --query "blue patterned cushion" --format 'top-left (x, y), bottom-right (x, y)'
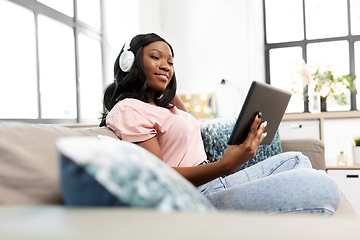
top-left (200, 116), bottom-right (283, 173)
top-left (57, 135), bottom-right (215, 212)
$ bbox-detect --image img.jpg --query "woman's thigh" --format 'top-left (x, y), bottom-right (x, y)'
top-left (198, 151), bottom-right (312, 196)
top-left (223, 151), bottom-right (312, 188)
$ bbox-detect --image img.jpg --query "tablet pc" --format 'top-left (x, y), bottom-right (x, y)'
top-left (228, 81), bottom-right (292, 145)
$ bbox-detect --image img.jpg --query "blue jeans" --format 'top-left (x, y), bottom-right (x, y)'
top-left (197, 152), bottom-right (341, 214)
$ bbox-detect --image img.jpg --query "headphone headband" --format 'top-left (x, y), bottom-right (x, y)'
top-left (123, 39), bottom-right (131, 51)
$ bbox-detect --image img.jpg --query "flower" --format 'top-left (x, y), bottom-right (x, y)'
top-left (291, 59), bottom-right (312, 97)
top-left (298, 59), bottom-right (312, 87)
top-left (294, 61), bottom-right (356, 105)
top-left (312, 64), bottom-right (356, 105)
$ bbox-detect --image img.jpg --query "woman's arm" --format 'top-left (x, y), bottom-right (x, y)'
top-left (172, 94), bottom-right (187, 112)
top-left (136, 114), bottom-right (267, 187)
top-left (136, 137), bottom-right (227, 186)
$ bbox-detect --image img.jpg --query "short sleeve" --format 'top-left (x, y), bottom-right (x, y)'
top-left (106, 104), bottom-right (157, 143)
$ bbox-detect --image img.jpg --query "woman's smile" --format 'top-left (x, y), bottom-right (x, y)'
top-left (155, 73), bottom-right (169, 81)
top-left (142, 41), bottom-right (174, 93)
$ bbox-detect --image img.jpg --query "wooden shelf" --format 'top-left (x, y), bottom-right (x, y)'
top-left (283, 111), bottom-right (360, 121)
top-left (326, 163), bottom-right (360, 170)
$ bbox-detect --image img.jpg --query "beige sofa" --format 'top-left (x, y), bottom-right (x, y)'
top-left (0, 121), bottom-right (359, 239)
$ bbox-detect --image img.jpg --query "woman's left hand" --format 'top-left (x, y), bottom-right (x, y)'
top-left (219, 113), bottom-right (267, 174)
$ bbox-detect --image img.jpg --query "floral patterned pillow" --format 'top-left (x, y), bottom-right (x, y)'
top-left (57, 135), bottom-right (215, 212)
top-left (199, 116), bottom-right (283, 173)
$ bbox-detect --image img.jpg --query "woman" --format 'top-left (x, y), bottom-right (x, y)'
top-left (100, 33), bottom-right (341, 214)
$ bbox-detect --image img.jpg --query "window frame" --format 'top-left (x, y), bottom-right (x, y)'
top-left (263, 0), bottom-right (360, 112)
top-left (2, 0), bottom-right (104, 124)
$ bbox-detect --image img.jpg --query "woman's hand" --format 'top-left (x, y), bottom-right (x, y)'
top-left (172, 94), bottom-right (187, 112)
top-left (219, 112), bottom-right (267, 174)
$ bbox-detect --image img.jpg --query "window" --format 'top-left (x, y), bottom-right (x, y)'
top-left (0, 1), bottom-right (38, 119)
top-left (37, 0), bottom-right (73, 17)
top-left (78, 34), bottom-right (103, 119)
top-left (265, 0), bottom-right (304, 43)
top-left (38, 15), bottom-right (77, 119)
top-left (264, 0), bottom-right (360, 113)
top-left (0, 0), bottom-right (103, 124)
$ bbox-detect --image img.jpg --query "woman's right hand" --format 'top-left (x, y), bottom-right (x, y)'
top-left (219, 113), bottom-right (267, 174)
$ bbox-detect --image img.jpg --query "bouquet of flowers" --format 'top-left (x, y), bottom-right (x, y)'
top-left (312, 65), bottom-right (356, 105)
top-left (294, 60), bottom-right (356, 105)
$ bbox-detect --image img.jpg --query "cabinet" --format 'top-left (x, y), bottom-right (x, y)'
top-left (282, 111), bottom-right (360, 141)
top-left (279, 120), bottom-right (319, 140)
top-left (327, 169), bottom-right (360, 217)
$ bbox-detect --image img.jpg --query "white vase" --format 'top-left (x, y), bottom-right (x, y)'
top-left (352, 146), bottom-right (360, 164)
top-left (337, 151), bottom-right (347, 166)
top-left (309, 92), bottom-right (321, 113)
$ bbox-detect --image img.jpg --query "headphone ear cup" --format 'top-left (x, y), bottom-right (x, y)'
top-left (119, 50), bottom-right (135, 72)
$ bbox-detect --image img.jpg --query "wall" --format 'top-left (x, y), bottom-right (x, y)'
top-left (102, 0), bottom-right (141, 85)
top-left (102, 0), bottom-right (265, 117)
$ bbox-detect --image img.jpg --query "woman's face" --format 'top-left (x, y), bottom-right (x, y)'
top-left (142, 41), bottom-right (174, 92)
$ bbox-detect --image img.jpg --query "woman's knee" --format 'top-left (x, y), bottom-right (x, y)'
top-left (207, 168), bottom-right (341, 214)
top-left (288, 169), bottom-right (341, 213)
top-left (280, 151), bottom-right (312, 169)
top-left (260, 152), bottom-right (312, 176)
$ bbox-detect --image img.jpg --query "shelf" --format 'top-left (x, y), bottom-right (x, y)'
top-left (326, 163), bottom-right (360, 170)
top-left (283, 111), bottom-right (360, 121)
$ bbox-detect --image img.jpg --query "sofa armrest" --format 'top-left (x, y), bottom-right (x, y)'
top-left (281, 139), bottom-right (325, 171)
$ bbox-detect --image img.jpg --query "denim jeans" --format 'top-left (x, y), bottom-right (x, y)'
top-left (197, 152), bottom-right (341, 214)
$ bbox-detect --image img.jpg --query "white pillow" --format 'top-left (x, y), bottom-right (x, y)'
top-left (57, 135), bottom-right (215, 212)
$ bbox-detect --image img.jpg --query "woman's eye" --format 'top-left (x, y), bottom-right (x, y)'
top-left (168, 62), bottom-right (174, 66)
top-left (151, 55), bottom-right (159, 60)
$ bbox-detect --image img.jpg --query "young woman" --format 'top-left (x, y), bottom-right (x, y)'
top-left (100, 33), bottom-right (341, 214)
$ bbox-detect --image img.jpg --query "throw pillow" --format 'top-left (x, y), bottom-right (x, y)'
top-left (199, 116), bottom-right (283, 173)
top-left (57, 135), bottom-right (215, 212)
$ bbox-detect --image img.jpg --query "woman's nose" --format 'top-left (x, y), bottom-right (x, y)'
top-left (159, 61), bottom-right (170, 71)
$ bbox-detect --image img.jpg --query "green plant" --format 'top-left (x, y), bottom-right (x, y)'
top-left (354, 137), bottom-right (360, 147)
top-left (312, 66), bottom-right (356, 105)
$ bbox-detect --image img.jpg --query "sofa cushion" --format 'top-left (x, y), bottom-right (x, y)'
top-left (200, 116), bottom-right (283, 173)
top-left (0, 121), bottom-right (118, 204)
top-left (57, 135), bottom-right (215, 212)
top-left (281, 139), bottom-right (326, 171)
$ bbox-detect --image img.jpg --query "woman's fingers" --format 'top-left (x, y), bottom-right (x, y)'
top-left (247, 112), bottom-right (262, 140)
top-left (245, 112), bottom-right (268, 146)
top-left (258, 121), bottom-right (267, 142)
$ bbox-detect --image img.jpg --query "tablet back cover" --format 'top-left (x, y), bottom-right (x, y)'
top-left (228, 81), bottom-right (291, 145)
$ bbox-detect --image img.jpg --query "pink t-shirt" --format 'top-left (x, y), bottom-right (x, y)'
top-left (106, 98), bottom-right (207, 167)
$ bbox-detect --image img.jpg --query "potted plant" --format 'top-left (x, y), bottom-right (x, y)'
top-left (294, 61), bottom-right (356, 112)
top-left (312, 66), bottom-right (356, 111)
top-left (353, 137), bottom-right (360, 165)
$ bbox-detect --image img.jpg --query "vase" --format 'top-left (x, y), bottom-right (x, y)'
top-left (353, 147), bottom-right (360, 165)
top-left (309, 92), bottom-right (321, 113)
top-left (337, 151), bottom-right (347, 166)
top-left (320, 97), bottom-right (327, 112)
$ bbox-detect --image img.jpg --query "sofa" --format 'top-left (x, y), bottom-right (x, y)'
top-left (0, 120), bottom-right (359, 239)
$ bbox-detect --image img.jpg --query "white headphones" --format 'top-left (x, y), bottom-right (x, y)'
top-left (119, 39), bottom-right (135, 72)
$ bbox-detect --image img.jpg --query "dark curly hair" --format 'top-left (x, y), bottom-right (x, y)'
top-left (99, 33), bottom-right (177, 127)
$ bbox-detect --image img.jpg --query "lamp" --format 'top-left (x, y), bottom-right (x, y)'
top-left (220, 79), bottom-right (241, 92)
top-left (219, 79), bottom-right (242, 114)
